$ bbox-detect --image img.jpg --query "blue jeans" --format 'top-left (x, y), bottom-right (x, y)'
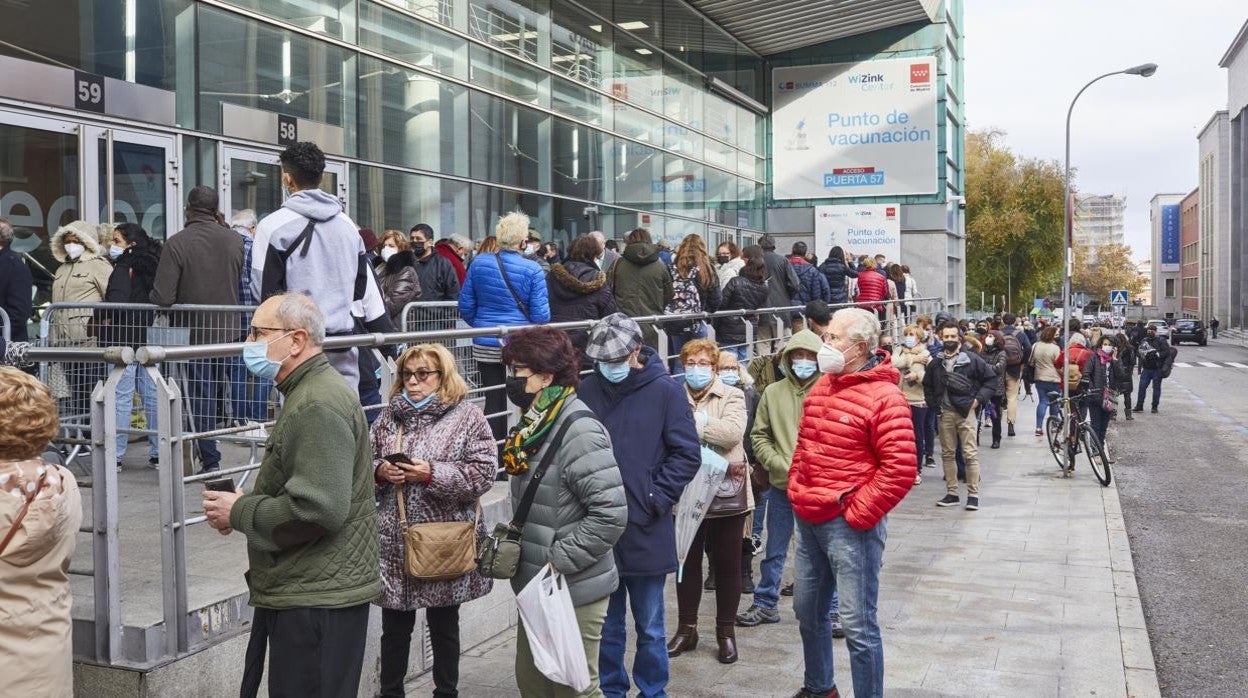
top-left (226, 355), bottom-right (272, 423)
top-left (185, 358), bottom-right (226, 468)
top-left (794, 516), bottom-right (887, 698)
top-left (1035, 380), bottom-right (1060, 429)
top-left (601, 574), bottom-right (668, 698)
top-left (755, 486), bottom-right (796, 610)
top-left (1137, 368), bottom-right (1162, 409)
top-left (751, 492), bottom-right (768, 539)
top-left (115, 363), bottom-right (159, 461)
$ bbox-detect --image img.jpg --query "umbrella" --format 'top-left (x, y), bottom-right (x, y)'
top-left (673, 446), bottom-right (730, 583)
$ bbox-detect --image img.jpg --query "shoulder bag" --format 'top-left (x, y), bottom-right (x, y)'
top-left (394, 424), bottom-right (480, 581)
top-left (495, 253), bottom-right (532, 322)
top-left (477, 410), bottom-right (591, 579)
top-left (706, 444), bottom-right (749, 517)
top-left (0, 468), bottom-right (49, 555)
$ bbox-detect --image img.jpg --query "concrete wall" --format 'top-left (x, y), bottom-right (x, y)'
top-left (1197, 112), bottom-right (1230, 324)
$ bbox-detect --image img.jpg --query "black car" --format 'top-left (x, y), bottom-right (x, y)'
top-left (1171, 319), bottom-right (1207, 346)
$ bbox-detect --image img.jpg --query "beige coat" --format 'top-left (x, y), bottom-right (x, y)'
top-left (686, 378), bottom-right (753, 513)
top-left (892, 345), bottom-right (929, 405)
top-left (50, 221), bottom-right (112, 346)
top-left (1030, 341), bottom-right (1062, 383)
top-left (0, 460), bottom-right (83, 697)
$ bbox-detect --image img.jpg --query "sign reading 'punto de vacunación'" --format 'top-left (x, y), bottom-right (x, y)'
top-left (772, 56), bottom-right (939, 200)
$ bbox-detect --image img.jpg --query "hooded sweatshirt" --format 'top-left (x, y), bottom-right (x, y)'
top-left (610, 242), bottom-right (673, 347)
top-left (750, 329), bottom-right (823, 490)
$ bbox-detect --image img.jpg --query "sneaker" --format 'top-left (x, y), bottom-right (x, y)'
top-left (780, 582), bottom-right (794, 597)
top-left (1151, 407), bottom-right (1159, 414)
top-left (750, 533), bottom-right (763, 556)
top-left (1133, 404), bottom-right (1144, 413)
top-left (831, 613), bottom-right (845, 638)
top-left (704, 570), bottom-right (716, 591)
top-left (790, 689), bottom-right (840, 698)
top-left (936, 494), bottom-right (960, 507)
top-left (197, 463), bottom-right (220, 476)
top-left (965, 496), bottom-right (980, 511)
top-left (735, 604), bottom-right (780, 627)
top-left (924, 455), bottom-right (936, 468)
top-left (740, 571), bottom-right (755, 594)
top-left (914, 474), bottom-right (922, 486)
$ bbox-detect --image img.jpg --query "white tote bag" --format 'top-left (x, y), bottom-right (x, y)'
top-left (516, 564), bottom-right (590, 692)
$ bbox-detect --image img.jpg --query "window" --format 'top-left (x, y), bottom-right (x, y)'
top-left (359, 2), bottom-right (466, 79)
top-left (357, 57), bottom-right (468, 175)
top-left (468, 0), bottom-right (547, 63)
top-left (469, 90), bottom-right (546, 189)
top-left (352, 164), bottom-right (469, 239)
top-left (224, 0), bottom-right (356, 40)
top-left (470, 44), bottom-right (546, 105)
top-left (551, 117), bottom-right (608, 201)
top-left (1164, 278), bottom-right (1176, 298)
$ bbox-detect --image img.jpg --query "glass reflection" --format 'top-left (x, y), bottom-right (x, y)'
top-left (357, 57), bottom-right (468, 176)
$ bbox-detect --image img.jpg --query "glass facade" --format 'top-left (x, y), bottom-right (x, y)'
top-left (0, 0), bottom-right (766, 250)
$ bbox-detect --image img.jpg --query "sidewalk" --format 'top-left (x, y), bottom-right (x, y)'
top-left (415, 422), bottom-right (1160, 697)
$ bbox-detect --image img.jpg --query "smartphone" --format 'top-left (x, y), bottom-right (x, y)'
top-left (383, 453), bottom-right (413, 466)
top-left (204, 477), bottom-right (236, 493)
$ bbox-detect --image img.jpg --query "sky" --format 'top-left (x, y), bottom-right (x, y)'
top-left (963, 0), bottom-right (1245, 260)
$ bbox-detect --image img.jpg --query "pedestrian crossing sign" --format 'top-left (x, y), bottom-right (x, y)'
top-left (1110, 290), bottom-right (1129, 306)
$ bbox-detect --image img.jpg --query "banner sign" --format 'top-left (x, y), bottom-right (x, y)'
top-left (772, 57), bottom-right (938, 200)
top-left (813, 204), bottom-right (902, 264)
top-left (1160, 204), bottom-right (1180, 268)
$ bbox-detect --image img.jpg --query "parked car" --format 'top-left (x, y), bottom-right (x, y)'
top-left (1146, 319), bottom-right (1171, 339)
top-left (1171, 319), bottom-right (1207, 346)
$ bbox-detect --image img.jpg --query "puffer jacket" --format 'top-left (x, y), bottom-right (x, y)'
top-left (854, 266), bottom-right (888, 312)
top-left (101, 244), bottom-right (161, 348)
top-left (788, 256), bottom-right (830, 307)
top-left (818, 257), bottom-right (858, 304)
top-left (922, 348), bottom-right (997, 417)
top-left (686, 377), bottom-right (752, 516)
top-left (547, 261), bottom-right (618, 359)
top-left (459, 250), bottom-right (551, 348)
top-left (49, 221), bottom-right (112, 346)
top-left (610, 243), bottom-right (673, 348)
top-left (1080, 353), bottom-right (1127, 398)
top-left (509, 398), bottom-right (627, 606)
top-left (892, 345), bottom-right (929, 405)
top-left (982, 346), bottom-right (1007, 397)
top-left (714, 274), bottom-right (769, 346)
top-left (750, 330), bottom-right (823, 490)
top-left (377, 250), bottom-right (422, 327)
top-left (789, 350), bottom-right (916, 530)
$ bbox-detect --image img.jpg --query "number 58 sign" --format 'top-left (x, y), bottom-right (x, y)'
top-left (74, 71), bottom-right (105, 113)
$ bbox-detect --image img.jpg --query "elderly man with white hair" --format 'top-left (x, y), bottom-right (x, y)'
top-left (589, 230), bottom-right (619, 271)
top-left (203, 292), bottom-right (380, 698)
top-left (0, 217), bottom-right (33, 342)
top-left (785, 307), bottom-right (916, 698)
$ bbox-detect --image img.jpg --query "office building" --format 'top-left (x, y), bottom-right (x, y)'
top-left (1073, 193), bottom-right (1126, 264)
top-left (1149, 193), bottom-right (1185, 319)
top-left (1180, 188), bottom-right (1199, 317)
top-left (1220, 19), bottom-right (1248, 328)
top-left (1197, 111), bottom-right (1230, 325)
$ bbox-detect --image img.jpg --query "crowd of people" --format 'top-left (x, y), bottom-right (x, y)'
top-left (0, 140), bottom-right (1182, 698)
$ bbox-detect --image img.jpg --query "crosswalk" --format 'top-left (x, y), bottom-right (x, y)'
top-left (1172, 361), bottom-right (1248, 369)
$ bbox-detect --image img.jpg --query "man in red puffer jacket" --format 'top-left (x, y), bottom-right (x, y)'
top-left (786, 307), bottom-right (916, 698)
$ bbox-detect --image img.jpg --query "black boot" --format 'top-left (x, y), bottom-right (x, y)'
top-left (1007, 423), bottom-right (1016, 437)
top-left (740, 538), bottom-right (755, 594)
top-left (991, 438), bottom-right (1001, 449)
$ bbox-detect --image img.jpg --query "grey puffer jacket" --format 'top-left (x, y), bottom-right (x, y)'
top-left (508, 397), bottom-right (627, 607)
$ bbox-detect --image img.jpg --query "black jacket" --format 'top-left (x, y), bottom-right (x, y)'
top-left (101, 246), bottom-right (161, 347)
top-left (1001, 325), bottom-right (1033, 378)
top-left (1080, 354), bottom-right (1127, 397)
top-left (1135, 335), bottom-right (1172, 371)
top-left (0, 246), bottom-right (32, 341)
top-left (817, 257), bottom-right (858, 304)
top-left (412, 252), bottom-right (461, 302)
top-left (714, 275), bottom-right (769, 346)
top-left (762, 251), bottom-right (799, 310)
top-left (547, 261), bottom-right (618, 359)
top-left (922, 349), bottom-right (997, 417)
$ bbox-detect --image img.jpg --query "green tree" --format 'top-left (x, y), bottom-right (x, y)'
top-left (964, 129), bottom-right (1067, 314)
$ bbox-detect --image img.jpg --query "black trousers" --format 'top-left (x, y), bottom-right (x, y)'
top-left (478, 361), bottom-right (508, 443)
top-left (380, 605), bottom-right (462, 697)
top-left (240, 603), bottom-right (369, 698)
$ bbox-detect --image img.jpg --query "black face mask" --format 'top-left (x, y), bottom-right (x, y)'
top-left (716, 254), bottom-right (730, 264)
top-left (942, 340), bottom-right (960, 353)
top-left (505, 376), bottom-right (536, 410)
top-left (413, 243), bottom-right (427, 256)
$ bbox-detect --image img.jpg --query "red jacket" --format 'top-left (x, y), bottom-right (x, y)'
top-left (434, 240), bottom-right (467, 285)
top-left (854, 268), bottom-right (888, 311)
top-left (788, 350), bottom-right (916, 530)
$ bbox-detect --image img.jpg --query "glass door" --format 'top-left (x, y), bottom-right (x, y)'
top-left (84, 126), bottom-right (179, 240)
top-left (218, 145), bottom-right (348, 223)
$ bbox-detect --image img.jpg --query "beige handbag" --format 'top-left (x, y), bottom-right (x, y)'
top-left (393, 425), bottom-right (479, 581)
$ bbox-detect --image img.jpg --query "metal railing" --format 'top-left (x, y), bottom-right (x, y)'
top-left (20, 296), bottom-right (941, 667)
top-left (0, 306), bottom-right (9, 342)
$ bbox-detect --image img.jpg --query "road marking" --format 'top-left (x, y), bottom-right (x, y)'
top-left (1173, 362), bottom-right (1193, 368)
top-left (1227, 362), bottom-right (1248, 369)
top-left (1198, 362), bottom-right (1222, 368)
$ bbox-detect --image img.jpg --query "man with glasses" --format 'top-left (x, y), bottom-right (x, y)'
top-left (203, 293), bottom-right (380, 698)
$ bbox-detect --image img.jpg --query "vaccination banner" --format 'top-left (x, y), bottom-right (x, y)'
top-left (814, 204), bottom-right (902, 264)
top-left (772, 57), bottom-right (938, 200)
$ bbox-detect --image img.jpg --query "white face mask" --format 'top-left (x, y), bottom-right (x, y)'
top-left (817, 344), bottom-right (846, 374)
top-left (64, 242), bottom-right (85, 260)
top-left (380, 246), bottom-right (397, 262)
top-left (984, 336), bottom-right (995, 347)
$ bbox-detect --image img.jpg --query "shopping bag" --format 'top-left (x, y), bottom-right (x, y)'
top-left (516, 564), bottom-right (590, 692)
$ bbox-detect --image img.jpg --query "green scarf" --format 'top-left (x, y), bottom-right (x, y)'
top-left (502, 385), bottom-right (575, 475)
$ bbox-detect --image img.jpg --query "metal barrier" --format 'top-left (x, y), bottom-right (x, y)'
top-left (0, 306), bottom-right (9, 342)
top-left (400, 301), bottom-right (479, 387)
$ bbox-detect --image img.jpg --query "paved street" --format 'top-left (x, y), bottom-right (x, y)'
top-left (1114, 338), bottom-right (1248, 697)
top-left (415, 416), bottom-right (1158, 697)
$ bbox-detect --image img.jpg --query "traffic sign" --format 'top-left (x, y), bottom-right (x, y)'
top-left (1110, 289), bottom-right (1129, 306)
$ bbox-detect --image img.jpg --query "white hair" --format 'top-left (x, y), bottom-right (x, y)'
top-left (231, 209), bottom-right (258, 230)
top-left (273, 293), bottom-right (326, 347)
top-left (448, 233), bottom-right (473, 250)
top-left (495, 212), bottom-right (530, 249)
top-left (834, 307), bottom-right (880, 347)
top-left (588, 230), bottom-right (605, 243)
top-left (0, 218), bottom-right (12, 247)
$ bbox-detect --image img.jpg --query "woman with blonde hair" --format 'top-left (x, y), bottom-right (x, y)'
top-left (459, 212), bottom-right (552, 444)
top-left (375, 230), bottom-right (422, 327)
top-left (370, 343), bottom-right (497, 697)
top-left (0, 367), bottom-right (83, 696)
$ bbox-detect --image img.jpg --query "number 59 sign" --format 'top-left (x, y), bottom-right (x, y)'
top-left (74, 71), bottom-right (105, 113)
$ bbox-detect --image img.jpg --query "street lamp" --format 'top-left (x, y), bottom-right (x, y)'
top-left (1061, 63), bottom-right (1156, 472)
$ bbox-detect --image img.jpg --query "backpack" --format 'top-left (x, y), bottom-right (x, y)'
top-left (1002, 333), bottom-right (1023, 366)
top-left (1064, 360), bottom-right (1082, 387)
top-left (663, 264), bottom-right (703, 335)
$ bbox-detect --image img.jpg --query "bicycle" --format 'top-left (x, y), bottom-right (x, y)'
top-left (1044, 391), bottom-right (1111, 486)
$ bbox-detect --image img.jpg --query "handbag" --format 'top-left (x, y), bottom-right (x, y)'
top-left (478, 411), bottom-right (591, 579)
top-left (0, 468), bottom-right (49, 555)
top-left (706, 459), bottom-right (749, 517)
top-left (392, 424), bottom-right (479, 581)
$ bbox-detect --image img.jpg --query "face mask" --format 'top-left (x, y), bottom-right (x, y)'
top-left (942, 339), bottom-right (960, 353)
top-left (413, 242), bottom-right (427, 256)
top-left (505, 376), bottom-right (536, 410)
top-left (1100, 345), bottom-right (1114, 355)
top-left (923, 329), bottom-right (931, 340)
top-left (64, 242), bottom-right (84, 260)
top-left (684, 366), bottom-right (713, 390)
top-left (984, 337), bottom-right (995, 347)
top-left (108, 245), bottom-right (125, 260)
top-left (792, 359), bottom-right (818, 380)
top-left (904, 336), bottom-right (917, 348)
top-left (242, 332), bottom-right (292, 381)
top-left (777, 362), bottom-right (789, 378)
top-left (716, 254), bottom-right (730, 264)
top-left (403, 392), bottom-right (435, 410)
top-left (598, 360), bottom-right (631, 384)
top-left (381, 246), bottom-right (397, 261)
top-left (816, 346), bottom-right (845, 375)
top-left (718, 370), bottom-right (740, 386)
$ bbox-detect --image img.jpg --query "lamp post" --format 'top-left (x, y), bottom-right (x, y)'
top-left (1061, 62), bottom-right (1156, 472)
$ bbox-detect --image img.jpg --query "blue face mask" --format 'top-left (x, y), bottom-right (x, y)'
top-left (791, 359), bottom-right (818, 380)
top-left (108, 244), bottom-right (125, 260)
top-left (718, 370), bottom-right (740, 386)
top-left (598, 360), bottom-right (631, 384)
top-left (904, 336), bottom-right (917, 348)
top-left (684, 366), bottom-right (713, 390)
top-left (242, 333), bottom-right (292, 381)
top-left (402, 392), bottom-right (435, 410)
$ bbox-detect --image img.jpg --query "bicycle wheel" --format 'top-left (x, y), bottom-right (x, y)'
top-left (1045, 414), bottom-right (1065, 468)
top-left (1081, 426), bottom-right (1112, 486)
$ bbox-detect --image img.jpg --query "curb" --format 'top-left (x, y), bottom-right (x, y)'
top-left (1101, 478), bottom-right (1163, 698)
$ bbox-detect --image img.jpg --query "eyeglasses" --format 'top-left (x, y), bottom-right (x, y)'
top-left (505, 364), bottom-right (532, 379)
top-left (246, 325), bottom-right (290, 341)
top-left (683, 360), bottom-right (714, 369)
top-left (400, 369), bottom-right (441, 383)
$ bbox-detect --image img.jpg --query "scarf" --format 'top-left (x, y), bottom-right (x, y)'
top-left (501, 385), bottom-right (575, 475)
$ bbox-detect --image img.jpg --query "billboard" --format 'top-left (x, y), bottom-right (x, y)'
top-left (814, 204), bottom-right (902, 264)
top-left (772, 57), bottom-right (938, 200)
top-left (1160, 204), bottom-right (1180, 269)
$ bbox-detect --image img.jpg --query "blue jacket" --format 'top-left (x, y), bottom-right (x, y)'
top-left (459, 250), bottom-right (551, 347)
top-left (788, 257), bottom-right (830, 306)
top-left (577, 347), bottom-right (701, 576)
